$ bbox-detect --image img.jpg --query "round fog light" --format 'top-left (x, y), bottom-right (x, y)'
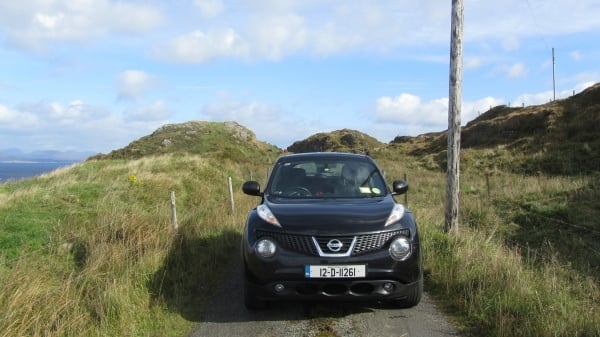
top-left (274, 283), bottom-right (285, 293)
top-left (389, 237), bottom-right (411, 261)
top-left (383, 282), bottom-right (395, 292)
top-left (256, 238), bottom-right (277, 258)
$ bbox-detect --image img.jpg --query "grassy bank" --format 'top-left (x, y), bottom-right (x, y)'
top-left (377, 154), bottom-right (600, 337)
top-left (0, 155), bottom-right (265, 336)
top-left (1, 152), bottom-right (599, 337)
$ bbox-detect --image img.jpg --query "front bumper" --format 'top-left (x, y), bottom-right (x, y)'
top-left (243, 240), bottom-right (422, 302)
top-left (245, 277), bottom-right (421, 302)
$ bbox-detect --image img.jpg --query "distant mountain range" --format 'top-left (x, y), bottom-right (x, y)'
top-left (0, 148), bottom-right (96, 162)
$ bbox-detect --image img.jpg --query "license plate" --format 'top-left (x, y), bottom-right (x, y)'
top-left (305, 265), bottom-right (366, 278)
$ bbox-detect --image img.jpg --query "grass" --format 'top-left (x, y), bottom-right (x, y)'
top-left (375, 156), bottom-right (600, 337)
top-left (0, 154), bottom-right (268, 336)
top-left (1, 149), bottom-right (599, 337)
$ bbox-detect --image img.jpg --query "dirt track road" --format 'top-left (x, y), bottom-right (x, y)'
top-left (188, 258), bottom-right (460, 337)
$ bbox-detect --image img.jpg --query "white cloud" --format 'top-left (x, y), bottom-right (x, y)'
top-left (34, 13), bottom-right (63, 30)
top-left (513, 91), bottom-right (554, 106)
top-left (125, 101), bottom-right (173, 122)
top-left (247, 13), bottom-right (308, 60)
top-left (202, 101), bottom-right (278, 121)
top-left (512, 82), bottom-right (596, 106)
top-left (194, 0), bottom-right (225, 17)
top-left (462, 96), bottom-right (505, 121)
top-left (570, 50), bottom-right (582, 61)
top-left (506, 62), bottom-right (528, 78)
top-left (0, 99), bottom-right (160, 152)
top-left (572, 81), bottom-right (596, 93)
top-left (501, 36), bottom-right (520, 52)
top-left (464, 56), bottom-right (484, 70)
top-left (374, 93), bottom-right (448, 127)
top-left (104, 2), bottom-right (164, 34)
top-left (0, 1), bottom-right (597, 153)
top-left (0, 0), bottom-right (164, 51)
top-left (160, 10), bottom-right (309, 63)
top-left (2, 0), bottom-right (600, 60)
top-left (154, 0), bottom-right (600, 64)
top-left (466, 0), bottom-right (600, 41)
top-left (157, 1), bottom-right (449, 63)
top-left (0, 104), bottom-right (39, 128)
top-left (370, 93), bottom-right (506, 140)
top-left (15, 100), bottom-right (109, 126)
top-left (117, 70), bottom-right (156, 100)
top-left (161, 28), bottom-right (248, 63)
top-left (48, 100), bottom-right (87, 122)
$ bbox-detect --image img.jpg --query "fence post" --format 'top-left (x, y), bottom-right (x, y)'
top-left (486, 171), bottom-right (491, 198)
top-left (228, 176), bottom-right (235, 214)
top-left (170, 191), bottom-right (178, 230)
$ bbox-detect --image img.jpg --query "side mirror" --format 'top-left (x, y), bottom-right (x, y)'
top-left (242, 181), bottom-right (262, 196)
top-left (392, 180), bottom-right (409, 195)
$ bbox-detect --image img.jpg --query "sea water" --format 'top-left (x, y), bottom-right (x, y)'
top-left (0, 161), bottom-right (77, 183)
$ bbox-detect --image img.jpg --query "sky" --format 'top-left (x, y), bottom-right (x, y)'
top-left (0, 0), bottom-right (598, 154)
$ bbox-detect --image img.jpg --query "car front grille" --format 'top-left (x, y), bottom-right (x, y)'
top-left (256, 229), bottom-right (409, 257)
top-left (256, 231), bottom-right (318, 256)
top-left (353, 230), bottom-right (408, 255)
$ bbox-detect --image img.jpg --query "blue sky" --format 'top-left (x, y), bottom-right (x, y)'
top-left (0, 0), bottom-right (598, 153)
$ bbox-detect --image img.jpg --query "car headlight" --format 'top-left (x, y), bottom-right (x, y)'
top-left (384, 204), bottom-right (405, 227)
top-left (255, 238), bottom-right (277, 258)
top-left (257, 204), bottom-right (281, 227)
top-left (389, 237), bottom-right (411, 261)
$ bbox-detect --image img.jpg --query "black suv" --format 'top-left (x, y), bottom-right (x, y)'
top-left (241, 152), bottom-right (422, 309)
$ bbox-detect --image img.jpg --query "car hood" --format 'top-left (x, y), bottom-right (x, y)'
top-left (264, 195), bottom-right (395, 234)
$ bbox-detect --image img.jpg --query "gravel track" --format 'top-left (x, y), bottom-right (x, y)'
top-left (188, 257), bottom-right (460, 337)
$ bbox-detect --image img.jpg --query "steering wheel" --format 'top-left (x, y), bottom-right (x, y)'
top-left (283, 186), bottom-right (312, 197)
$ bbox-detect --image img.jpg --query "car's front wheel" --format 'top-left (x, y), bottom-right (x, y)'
top-left (398, 276), bottom-right (423, 308)
top-left (392, 272), bottom-right (423, 308)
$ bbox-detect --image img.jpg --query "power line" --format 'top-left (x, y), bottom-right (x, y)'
top-left (525, 0), bottom-right (555, 100)
top-left (524, 0), bottom-right (550, 50)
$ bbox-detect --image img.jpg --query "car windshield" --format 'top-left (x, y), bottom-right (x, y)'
top-left (267, 158), bottom-right (388, 198)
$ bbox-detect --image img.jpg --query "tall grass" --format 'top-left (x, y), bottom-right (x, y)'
top-left (2, 151), bottom-right (599, 337)
top-left (0, 154), bottom-right (266, 336)
top-left (376, 154), bottom-right (600, 337)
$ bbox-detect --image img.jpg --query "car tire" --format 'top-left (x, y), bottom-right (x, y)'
top-left (243, 271), bottom-right (267, 310)
top-left (392, 272), bottom-right (423, 308)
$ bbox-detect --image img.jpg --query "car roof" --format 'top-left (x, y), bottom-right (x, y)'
top-left (275, 152), bottom-right (373, 162)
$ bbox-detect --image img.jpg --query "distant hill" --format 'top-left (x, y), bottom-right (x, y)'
top-left (89, 83), bottom-right (600, 175)
top-left (390, 82), bottom-right (600, 174)
top-left (89, 121), bottom-right (280, 164)
top-left (286, 128), bottom-right (384, 154)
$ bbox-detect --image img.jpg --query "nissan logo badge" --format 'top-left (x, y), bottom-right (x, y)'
top-left (327, 239), bottom-right (343, 252)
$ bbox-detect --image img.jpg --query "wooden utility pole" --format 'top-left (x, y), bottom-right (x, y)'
top-left (445, 0), bottom-right (463, 233)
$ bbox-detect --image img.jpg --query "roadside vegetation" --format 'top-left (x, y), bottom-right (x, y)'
top-left (1, 86), bottom-right (599, 336)
top-left (0, 154), bottom-right (274, 337)
top-left (376, 153), bottom-right (600, 337)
